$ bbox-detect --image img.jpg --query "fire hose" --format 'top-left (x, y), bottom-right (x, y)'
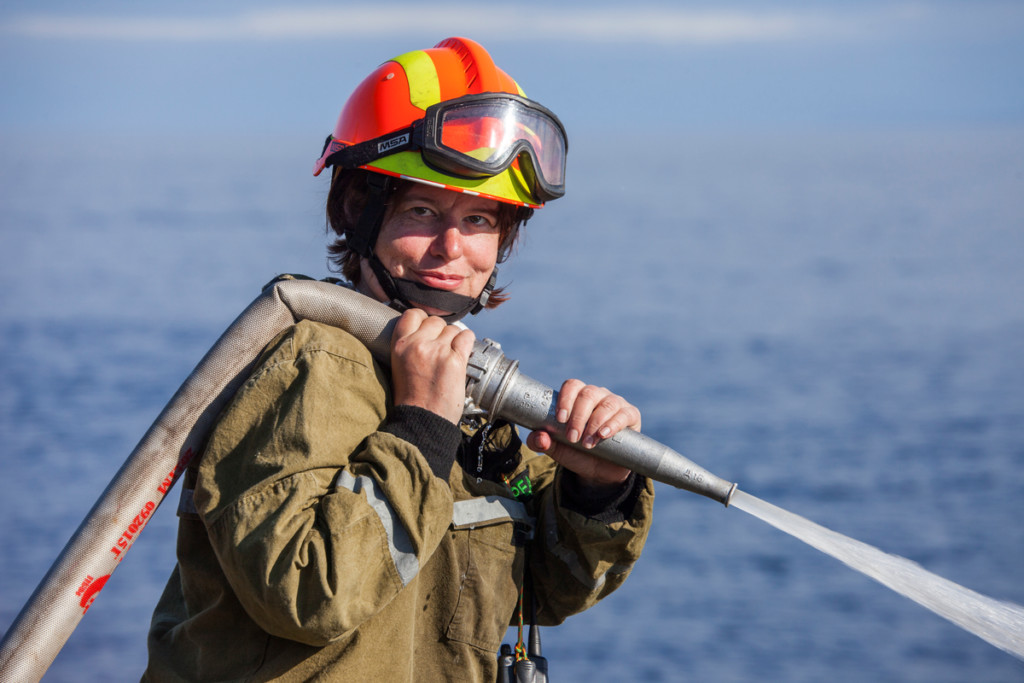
top-left (0, 277), bottom-right (735, 682)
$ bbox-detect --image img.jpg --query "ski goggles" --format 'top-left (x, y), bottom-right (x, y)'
top-left (321, 93), bottom-right (568, 204)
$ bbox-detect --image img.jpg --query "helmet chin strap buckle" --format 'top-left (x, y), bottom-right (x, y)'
top-left (469, 269), bottom-right (497, 315)
top-left (386, 296), bottom-right (410, 314)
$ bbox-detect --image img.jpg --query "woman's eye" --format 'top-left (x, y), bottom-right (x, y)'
top-left (411, 206), bottom-right (433, 217)
top-left (466, 215), bottom-right (495, 229)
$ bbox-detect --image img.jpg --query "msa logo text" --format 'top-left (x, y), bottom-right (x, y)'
top-left (378, 134), bottom-right (409, 153)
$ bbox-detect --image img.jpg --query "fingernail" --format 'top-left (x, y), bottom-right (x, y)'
top-left (582, 436), bottom-right (596, 449)
top-left (556, 409), bottom-right (568, 423)
top-left (599, 427), bottom-right (611, 438)
top-left (567, 429), bottom-right (579, 443)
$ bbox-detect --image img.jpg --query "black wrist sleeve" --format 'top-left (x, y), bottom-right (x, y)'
top-left (381, 405), bottom-right (462, 480)
top-left (560, 470), bottom-right (644, 524)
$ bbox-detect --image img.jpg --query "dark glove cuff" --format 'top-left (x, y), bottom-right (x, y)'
top-left (560, 469), bottom-right (643, 523)
top-left (382, 405), bottom-right (462, 480)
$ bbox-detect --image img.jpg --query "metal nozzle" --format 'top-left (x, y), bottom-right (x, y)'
top-left (467, 339), bottom-right (737, 506)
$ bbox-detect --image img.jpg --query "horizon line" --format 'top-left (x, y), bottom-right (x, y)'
top-left (3, 4), bottom-right (1021, 45)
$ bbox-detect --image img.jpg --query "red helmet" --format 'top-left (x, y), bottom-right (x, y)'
top-left (314, 37), bottom-right (567, 208)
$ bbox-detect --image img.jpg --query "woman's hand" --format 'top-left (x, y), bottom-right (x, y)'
top-left (390, 309), bottom-right (474, 425)
top-left (526, 379), bottom-right (641, 488)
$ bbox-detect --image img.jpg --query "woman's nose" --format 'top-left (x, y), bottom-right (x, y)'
top-left (430, 224), bottom-right (463, 260)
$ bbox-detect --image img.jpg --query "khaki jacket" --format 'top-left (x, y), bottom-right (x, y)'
top-left (144, 320), bottom-right (653, 681)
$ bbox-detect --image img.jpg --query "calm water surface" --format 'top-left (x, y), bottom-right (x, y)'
top-left (1, 129), bottom-right (1022, 681)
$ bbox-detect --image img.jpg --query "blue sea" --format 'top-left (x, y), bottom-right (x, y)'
top-left (1, 127), bottom-right (1023, 682)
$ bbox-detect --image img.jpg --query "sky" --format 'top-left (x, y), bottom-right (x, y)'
top-left (1, 1), bottom-right (1023, 142)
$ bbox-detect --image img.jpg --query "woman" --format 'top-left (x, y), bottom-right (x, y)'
top-left (144, 37), bottom-right (654, 682)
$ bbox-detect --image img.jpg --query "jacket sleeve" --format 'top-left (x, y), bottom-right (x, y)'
top-left (523, 453), bottom-right (655, 625)
top-left (191, 321), bottom-right (456, 646)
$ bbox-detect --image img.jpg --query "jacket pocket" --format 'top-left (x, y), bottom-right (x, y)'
top-left (445, 514), bottom-right (527, 652)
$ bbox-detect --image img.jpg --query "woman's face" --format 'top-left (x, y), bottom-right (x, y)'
top-left (361, 182), bottom-right (503, 316)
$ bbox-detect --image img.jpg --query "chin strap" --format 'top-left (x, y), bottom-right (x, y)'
top-left (347, 173), bottom-right (392, 259)
top-left (350, 174), bottom-right (496, 323)
top-left (368, 255), bottom-right (496, 323)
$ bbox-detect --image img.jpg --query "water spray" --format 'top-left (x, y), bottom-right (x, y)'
top-left (3, 277), bottom-right (1018, 682)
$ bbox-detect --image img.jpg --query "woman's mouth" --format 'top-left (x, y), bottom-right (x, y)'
top-left (415, 270), bottom-right (464, 291)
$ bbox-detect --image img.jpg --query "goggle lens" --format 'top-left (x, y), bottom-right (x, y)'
top-left (436, 98), bottom-right (566, 194)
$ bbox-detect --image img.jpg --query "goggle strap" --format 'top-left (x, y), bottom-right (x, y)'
top-left (325, 127), bottom-right (419, 170)
top-left (319, 133), bottom-right (333, 158)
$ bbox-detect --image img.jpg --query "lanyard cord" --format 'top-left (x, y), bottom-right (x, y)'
top-left (503, 467), bottom-right (532, 663)
top-left (514, 584), bottom-right (528, 662)
top-left (497, 465), bottom-right (549, 681)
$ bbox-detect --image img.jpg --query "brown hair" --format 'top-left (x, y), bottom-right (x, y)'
top-left (325, 169), bottom-right (533, 309)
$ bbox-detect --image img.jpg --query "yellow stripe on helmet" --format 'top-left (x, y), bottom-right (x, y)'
top-left (392, 50), bottom-right (441, 110)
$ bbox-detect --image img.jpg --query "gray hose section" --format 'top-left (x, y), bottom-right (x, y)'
top-left (0, 279), bottom-right (398, 683)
